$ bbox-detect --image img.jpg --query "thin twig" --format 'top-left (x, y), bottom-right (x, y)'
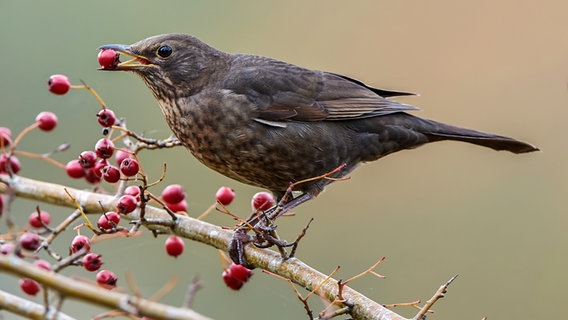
top-left (413, 275), bottom-right (459, 320)
top-left (183, 276), bottom-right (203, 309)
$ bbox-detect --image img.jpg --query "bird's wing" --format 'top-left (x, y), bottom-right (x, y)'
top-left (223, 55), bottom-right (418, 122)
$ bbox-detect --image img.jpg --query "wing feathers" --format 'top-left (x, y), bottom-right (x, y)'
top-left (225, 55), bottom-right (417, 122)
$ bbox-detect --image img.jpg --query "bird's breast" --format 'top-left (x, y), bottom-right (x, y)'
top-left (156, 91), bottom-right (357, 193)
top-left (157, 92), bottom-right (267, 181)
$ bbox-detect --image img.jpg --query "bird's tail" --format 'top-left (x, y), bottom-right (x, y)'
top-left (421, 118), bottom-right (539, 154)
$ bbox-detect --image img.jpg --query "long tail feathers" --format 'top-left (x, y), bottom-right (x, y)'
top-left (423, 120), bottom-right (539, 154)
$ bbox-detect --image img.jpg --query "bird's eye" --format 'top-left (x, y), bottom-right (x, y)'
top-left (156, 45), bottom-right (173, 58)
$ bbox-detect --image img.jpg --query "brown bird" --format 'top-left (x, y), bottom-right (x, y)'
top-left (99, 33), bottom-right (538, 219)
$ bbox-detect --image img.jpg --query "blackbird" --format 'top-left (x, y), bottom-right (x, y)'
top-left (99, 33), bottom-right (538, 218)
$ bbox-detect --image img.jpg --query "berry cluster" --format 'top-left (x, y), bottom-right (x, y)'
top-left (0, 207), bottom-right (116, 296)
top-left (49, 74), bottom-right (143, 185)
top-left (0, 71), bottom-right (284, 303)
top-left (65, 125), bottom-right (141, 185)
top-left (0, 75), bottom-right (130, 297)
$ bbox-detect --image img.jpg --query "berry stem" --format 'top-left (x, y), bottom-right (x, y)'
top-left (73, 81), bottom-right (108, 109)
top-left (43, 209), bottom-right (84, 247)
top-left (11, 123), bottom-right (39, 150)
top-left (195, 203), bottom-right (216, 221)
top-left (13, 150), bottom-right (66, 170)
top-left (63, 188), bottom-right (96, 233)
top-left (145, 163), bottom-right (167, 188)
top-left (217, 249), bottom-right (230, 270)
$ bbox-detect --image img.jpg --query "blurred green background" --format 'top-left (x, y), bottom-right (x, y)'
top-left (0, 1), bottom-right (565, 319)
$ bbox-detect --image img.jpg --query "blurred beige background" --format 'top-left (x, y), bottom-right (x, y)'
top-left (0, 1), bottom-right (565, 319)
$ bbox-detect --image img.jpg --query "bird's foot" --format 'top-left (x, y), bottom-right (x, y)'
top-left (228, 218), bottom-right (314, 268)
top-left (228, 228), bottom-right (256, 269)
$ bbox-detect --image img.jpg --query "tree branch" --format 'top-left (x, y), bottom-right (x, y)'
top-left (0, 254), bottom-right (211, 320)
top-left (0, 289), bottom-right (74, 320)
top-left (0, 174), bottom-right (407, 320)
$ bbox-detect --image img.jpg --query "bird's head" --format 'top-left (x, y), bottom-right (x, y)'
top-left (99, 33), bottom-right (228, 97)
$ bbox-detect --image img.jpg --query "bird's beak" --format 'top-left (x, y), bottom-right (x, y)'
top-left (97, 44), bottom-right (153, 70)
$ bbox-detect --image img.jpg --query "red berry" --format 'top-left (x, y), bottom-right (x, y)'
top-left (35, 112), bottom-right (58, 131)
top-left (0, 153), bottom-right (21, 174)
top-left (20, 278), bottom-right (41, 296)
top-left (124, 185), bottom-right (141, 201)
top-left (47, 74), bottom-right (71, 95)
top-left (97, 49), bottom-right (120, 70)
top-left (97, 108), bottom-right (117, 127)
top-left (82, 253), bottom-right (103, 272)
top-left (33, 259), bottom-right (52, 271)
top-left (95, 138), bottom-right (115, 159)
top-left (71, 235), bottom-right (91, 253)
top-left (117, 195), bottom-right (137, 214)
top-left (65, 159), bottom-right (85, 178)
top-left (96, 270), bottom-right (117, 289)
top-left (84, 160), bottom-right (105, 184)
top-left (166, 199), bottom-right (187, 213)
top-left (102, 165), bottom-right (120, 183)
top-left (93, 159), bottom-right (108, 176)
top-left (161, 184), bottom-right (185, 204)
top-left (119, 157), bottom-right (139, 177)
top-left (0, 242), bottom-right (17, 255)
top-left (114, 149), bottom-right (130, 167)
top-left (19, 232), bottom-right (41, 251)
top-left (222, 269), bottom-right (243, 291)
top-left (164, 236), bottom-right (184, 257)
top-left (0, 127), bottom-right (11, 147)
top-left (229, 263), bottom-right (253, 283)
top-left (251, 192), bottom-right (275, 211)
top-left (28, 210), bottom-right (51, 228)
top-left (79, 151), bottom-right (97, 169)
top-left (216, 186), bottom-right (235, 206)
top-left (84, 167), bottom-right (102, 184)
top-left (97, 211), bottom-right (120, 230)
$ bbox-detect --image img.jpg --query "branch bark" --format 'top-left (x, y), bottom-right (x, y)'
top-left (0, 174), bottom-right (407, 320)
top-left (0, 289), bottom-right (74, 320)
top-left (0, 255), bottom-right (211, 320)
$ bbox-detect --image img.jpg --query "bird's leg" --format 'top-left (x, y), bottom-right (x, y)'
top-left (247, 190), bottom-right (315, 227)
top-left (228, 191), bottom-right (317, 267)
top-left (228, 166), bottom-right (340, 267)
top-left (263, 163), bottom-right (345, 222)
top-left (267, 191), bottom-right (314, 221)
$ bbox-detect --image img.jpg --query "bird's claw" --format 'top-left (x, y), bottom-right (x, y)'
top-left (228, 217), bottom-right (313, 267)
